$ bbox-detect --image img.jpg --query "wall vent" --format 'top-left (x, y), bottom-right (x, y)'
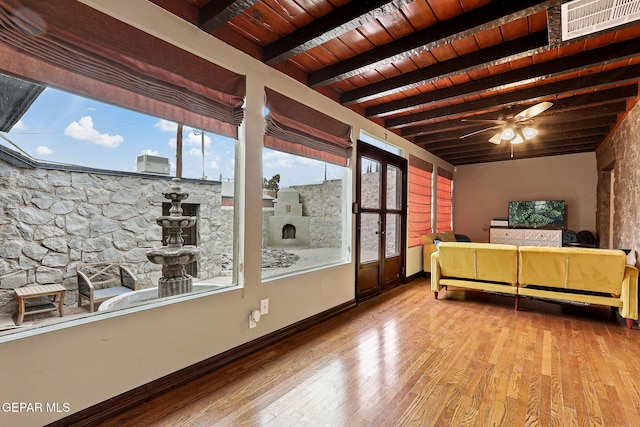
top-left (562, 0), bottom-right (640, 41)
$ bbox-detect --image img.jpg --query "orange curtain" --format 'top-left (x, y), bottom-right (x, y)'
top-left (408, 155), bottom-right (433, 247)
top-left (436, 168), bottom-right (453, 232)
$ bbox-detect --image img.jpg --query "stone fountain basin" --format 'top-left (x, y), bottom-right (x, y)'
top-left (155, 216), bottom-right (196, 228)
top-left (146, 246), bottom-right (200, 265)
top-left (97, 283), bottom-right (227, 311)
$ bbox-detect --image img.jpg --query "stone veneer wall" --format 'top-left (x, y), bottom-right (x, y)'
top-left (596, 98), bottom-right (640, 267)
top-left (0, 156), bottom-right (230, 314)
top-left (290, 179), bottom-right (343, 249)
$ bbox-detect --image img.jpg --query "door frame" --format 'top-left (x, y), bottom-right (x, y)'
top-left (355, 140), bottom-right (407, 302)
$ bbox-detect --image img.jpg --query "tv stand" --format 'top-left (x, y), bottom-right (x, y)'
top-left (490, 228), bottom-right (562, 247)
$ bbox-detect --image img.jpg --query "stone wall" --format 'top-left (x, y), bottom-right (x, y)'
top-left (290, 179), bottom-right (344, 249)
top-left (0, 153), bottom-right (231, 313)
top-left (596, 98), bottom-right (640, 267)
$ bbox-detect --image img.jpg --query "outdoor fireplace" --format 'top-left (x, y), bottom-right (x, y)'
top-left (268, 188), bottom-right (309, 248)
top-left (282, 224), bottom-right (296, 239)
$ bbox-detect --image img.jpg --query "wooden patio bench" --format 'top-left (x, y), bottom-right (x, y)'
top-left (77, 261), bottom-right (138, 312)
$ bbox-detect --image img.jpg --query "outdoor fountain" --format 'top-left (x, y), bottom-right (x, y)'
top-left (98, 179), bottom-right (228, 312)
top-left (146, 178), bottom-right (200, 298)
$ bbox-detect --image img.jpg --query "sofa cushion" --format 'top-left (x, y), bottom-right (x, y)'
top-left (518, 246), bottom-right (626, 296)
top-left (439, 230), bottom-right (457, 242)
top-left (437, 242), bottom-right (518, 285)
top-left (422, 232), bottom-right (440, 244)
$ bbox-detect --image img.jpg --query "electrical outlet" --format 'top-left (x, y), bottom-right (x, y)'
top-left (260, 299), bottom-right (269, 315)
top-left (249, 314), bottom-right (257, 329)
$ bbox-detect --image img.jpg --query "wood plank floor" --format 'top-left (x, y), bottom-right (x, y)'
top-left (96, 278), bottom-right (640, 426)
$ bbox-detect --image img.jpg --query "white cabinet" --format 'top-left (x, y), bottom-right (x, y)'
top-left (490, 228), bottom-right (562, 247)
top-left (523, 229), bottom-right (562, 247)
top-left (490, 228), bottom-right (523, 246)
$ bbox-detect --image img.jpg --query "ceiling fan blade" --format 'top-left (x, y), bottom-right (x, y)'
top-left (459, 124), bottom-right (503, 138)
top-left (461, 118), bottom-right (507, 125)
top-left (515, 101), bottom-right (553, 121)
top-left (488, 132), bottom-right (502, 144)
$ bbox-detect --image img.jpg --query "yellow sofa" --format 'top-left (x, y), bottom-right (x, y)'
top-left (431, 242), bottom-right (639, 328)
top-left (422, 231), bottom-right (465, 273)
top-left (431, 242), bottom-right (519, 297)
top-left (518, 246), bottom-right (638, 329)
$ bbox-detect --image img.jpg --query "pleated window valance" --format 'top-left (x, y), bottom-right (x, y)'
top-left (408, 155), bottom-right (433, 247)
top-left (264, 88), bottom-right (352, 166)
top-left (0, 0), bottom-right (245, 138)
top-left (436, 168), bottom-right (454, 232)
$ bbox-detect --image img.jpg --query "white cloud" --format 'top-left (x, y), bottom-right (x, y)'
top-left (263, 150), bottom-right (319, 169)
top-left (141, 149), bottom-right (159, 156)
top-left (11, 120), bottom-right (25, 131)
top-left (35, 146), bottom-right (53, 156)
top-left (168, 131), bottom-right (212, 149)
top-left (154, 119), bottom-right (176, 133)
top-left (64, 116), bottom-right (123, 148)
top-left (187, 147), bottom-right (209, 157)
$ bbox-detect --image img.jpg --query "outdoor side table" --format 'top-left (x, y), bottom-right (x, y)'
top-left (14, 284), bottom-right (66, 326)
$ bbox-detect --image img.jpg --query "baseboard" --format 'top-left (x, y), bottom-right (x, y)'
top-left (405, 270), bottom-right (427, 283)
top-left (46, 300), bottom-right (356, 427)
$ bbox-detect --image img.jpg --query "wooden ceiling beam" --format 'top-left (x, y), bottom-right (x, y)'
top-left (264, 0), bottom-right (409, 65)
top-left (368, 36), bottom-right (640, 118)
top-left (308, 0), bottom-right (564, 87)
top-left (402, 102), bottom-right (627, 138)
top-left (444, 141), bottom-right (597, 163)
top-left (447, 145), bottom-right (596, 165)
top-left (440, 138), bottom-right (599, 162)
top-left (341, 31), bottom-right (549, 105)
top-left (416, 123), bottom-right (615, 155)
top-left (199, 0), bottom-right (259, 33)
top-left (412, 115), bottom-right (617, 145)
top-left (385, 70), bottom-right (640, 129)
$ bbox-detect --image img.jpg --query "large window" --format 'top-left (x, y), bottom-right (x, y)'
top-left (0, 75), bottom-right (239, 335)
top-left (408, 155), bottom-right (433, 247)
top-left (0, 1), bottom-right (246, 335)
top-left (436, 168), bottom-right (454, 232)
top-left (261, 89), bottom-right (352, 280)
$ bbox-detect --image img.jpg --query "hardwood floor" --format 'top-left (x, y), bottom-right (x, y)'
top-left (96, 278), bottom-right (640, 426)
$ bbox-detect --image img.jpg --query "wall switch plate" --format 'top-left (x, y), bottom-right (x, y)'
top-left (260, 299), bottom-right (269, 315)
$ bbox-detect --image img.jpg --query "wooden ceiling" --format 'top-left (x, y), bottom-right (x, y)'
top-left (149, 0), bottom-right (640, 165)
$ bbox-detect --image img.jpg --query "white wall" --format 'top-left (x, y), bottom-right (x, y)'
top-left (454, 152), bottom-right (598, 242)
top-left (0, 1), bottom-right (451, 425)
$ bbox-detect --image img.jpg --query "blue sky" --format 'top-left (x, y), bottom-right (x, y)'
top-left (4, 86), bottom-right (343, 187)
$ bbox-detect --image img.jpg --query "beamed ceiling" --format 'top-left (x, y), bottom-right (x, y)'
top-left (150, 0), bottom-right (640, 165)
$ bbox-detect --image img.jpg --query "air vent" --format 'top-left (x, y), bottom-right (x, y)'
top-left (561, 0), bottom-right (640, 41)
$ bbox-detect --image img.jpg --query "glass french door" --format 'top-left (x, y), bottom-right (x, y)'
top-left (355, 141), bottom-right (407, 302)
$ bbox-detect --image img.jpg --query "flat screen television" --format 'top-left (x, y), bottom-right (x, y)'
top-left (508, 200), bottom-right (565, 229)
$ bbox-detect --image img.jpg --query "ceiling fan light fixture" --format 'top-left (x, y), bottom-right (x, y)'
top-left (522, 127), bottom-right (538, 140)
top-left (501, 127), bottom-right (515, 140)
top-left (489, 133), bottom-right (502, 144)
top-left (511, 134), bottom-right (524, 144)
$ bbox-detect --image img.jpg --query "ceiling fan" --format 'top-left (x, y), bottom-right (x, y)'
top-left (460, 101), bottom-right (553, 144)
